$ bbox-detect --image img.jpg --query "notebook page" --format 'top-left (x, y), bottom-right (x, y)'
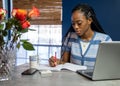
top-left (61, 63), bottom-right (87, 72)
top-left (37, 63), bottom-right (87, 72)
top-left (37, 64), bottom-right (63, 71)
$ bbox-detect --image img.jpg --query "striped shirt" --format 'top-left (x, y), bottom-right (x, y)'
top-left (62, 31), bottom-right (112, 67)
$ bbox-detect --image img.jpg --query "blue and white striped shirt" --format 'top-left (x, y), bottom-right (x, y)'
top-left (62, 31), bottom-right (112, 67)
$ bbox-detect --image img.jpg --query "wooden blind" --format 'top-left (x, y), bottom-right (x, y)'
top-left (0, 0), bottom-right (2, 8)
top-left (13, 0), bottom-right (62, 25)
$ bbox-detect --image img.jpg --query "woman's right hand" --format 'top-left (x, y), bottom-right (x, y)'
top-left (49, 56), bottom-right (59, 67)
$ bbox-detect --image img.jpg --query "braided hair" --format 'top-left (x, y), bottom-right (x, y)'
top-left (71, 3), bottom-right (106, 34)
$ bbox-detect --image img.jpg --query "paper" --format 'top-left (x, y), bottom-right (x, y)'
top-left (60, 63), bottom-right (87, 72)
top-left (37, 63), bottom-right (87, 72)
top-left (39, 70), bottom-right (53, 77)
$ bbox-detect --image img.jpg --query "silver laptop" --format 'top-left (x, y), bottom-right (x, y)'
top-left (76, 41), bottom-right (120, 80)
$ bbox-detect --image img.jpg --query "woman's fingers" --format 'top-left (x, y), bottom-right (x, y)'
top-left (49, 57), bottom-right (56, 67)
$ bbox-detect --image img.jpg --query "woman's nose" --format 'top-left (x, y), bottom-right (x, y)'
top-left (73, 24), bottom-right (79, 30)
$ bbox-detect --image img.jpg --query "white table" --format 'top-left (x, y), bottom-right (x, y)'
top-left (0, 64), bottom-right (120, 86)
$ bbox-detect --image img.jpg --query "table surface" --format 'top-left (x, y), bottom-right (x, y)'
top-left (0, 64), bottom-right (120, 86)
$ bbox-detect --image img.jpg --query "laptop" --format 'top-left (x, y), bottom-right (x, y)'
top-left (76, 41), bottom-right (120, 80)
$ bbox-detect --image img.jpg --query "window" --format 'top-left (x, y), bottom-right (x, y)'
top-left (12, 0), bottom-right (62, 65)
top-left (16, 25), bottom-right (62, 65)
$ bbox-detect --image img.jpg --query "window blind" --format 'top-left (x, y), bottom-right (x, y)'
top-left (13, 0), bottom-right (62, 25)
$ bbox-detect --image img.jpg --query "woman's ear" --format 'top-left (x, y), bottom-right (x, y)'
top-left (88, 17), bottom-right (93, 24)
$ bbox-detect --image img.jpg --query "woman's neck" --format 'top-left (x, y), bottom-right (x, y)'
top-left (81, 29), bottom-right (94, 41)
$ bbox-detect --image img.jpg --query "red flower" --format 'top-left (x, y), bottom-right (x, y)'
top-left (28, 6), bottom-right (40, 18)
top-left (0, 8), bottom-right (7, 20)
top-left (12, 9), bottom-right (27, 21)
top-left (11, 7), bottom-right (40, 30)
top-left (0, 7), bottom-right (40, 51)
top-left (21, 20), bottom-right (30, 29)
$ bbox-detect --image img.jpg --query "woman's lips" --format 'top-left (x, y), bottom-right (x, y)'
top-left (76, 30), bottom-right (81, 34)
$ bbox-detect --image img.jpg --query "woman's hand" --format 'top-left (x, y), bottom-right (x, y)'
top-left (49, 56), bottom-right (60, 67)
top-left (49, 51), bottom-right (70, 67)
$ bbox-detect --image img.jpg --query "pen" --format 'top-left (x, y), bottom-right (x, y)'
top-left (55, 52), bottom-right (57, 61)
top-left (54, 52), bottom-right (57, 66)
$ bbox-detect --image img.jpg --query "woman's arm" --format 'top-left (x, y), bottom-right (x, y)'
top-left (59, 51), bottom-right (70, 64)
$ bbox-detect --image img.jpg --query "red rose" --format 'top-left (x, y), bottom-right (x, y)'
top-left (21, 21), bottom-right (30, 29)
top-left (0, 8), bottom-right (7, 20)
top-left (28, 6), bottom-right (40, 18)
top-left (12, 9), bottom-right (27, 21)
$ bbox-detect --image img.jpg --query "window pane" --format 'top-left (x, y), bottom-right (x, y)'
top-left (16, 25), bottom-right (62, 65)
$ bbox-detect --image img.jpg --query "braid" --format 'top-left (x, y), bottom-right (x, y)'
top-left (72, 3), bottom-right (106, 34)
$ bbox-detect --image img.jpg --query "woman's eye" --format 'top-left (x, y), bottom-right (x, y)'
top-left (77, 23), bottom-right (81, 25)
top-left (72, 22), bottom-right (82, 26)
top-left (72, 23), bottom-right (75, 26)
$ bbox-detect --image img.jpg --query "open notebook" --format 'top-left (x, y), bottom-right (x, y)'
top-left (37, 63), bottom-right (87, 72)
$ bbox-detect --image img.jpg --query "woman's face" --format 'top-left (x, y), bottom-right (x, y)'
top-left (71, 10), bottom-right (92, 36)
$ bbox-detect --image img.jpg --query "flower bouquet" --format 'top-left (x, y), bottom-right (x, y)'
top-left (0, 6), bottom-right (40, 81)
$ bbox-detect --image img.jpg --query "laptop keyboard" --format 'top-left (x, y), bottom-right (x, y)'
top-left (76, 70), bottom-right (93, 77)
top-left (84, 72), bottom-right (93, 76)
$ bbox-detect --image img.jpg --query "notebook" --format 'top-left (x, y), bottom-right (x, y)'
top-left (76, 41), bottom-right (120, 80)
top-left (38, 63), bottom-right (87, 72)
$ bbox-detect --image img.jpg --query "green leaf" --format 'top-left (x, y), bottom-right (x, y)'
top-left (29, 28), bottom-right (36, 31)
top-left (22, 41), bottom-right (35, 51)
top-left (0, 36), bottom-right (5, 46)
top-left (16, 42), bottom-right (21, 49)
top-left (2, 30), bottom-right (8, 36)
top-left (5, 20), bottom-right (13, 30)
top-left (20, 39), bottom-right (29, 42)
top-left (0, 24), bottom-right (4, 30)
top-left (21, 29), bottom-right (28, 33)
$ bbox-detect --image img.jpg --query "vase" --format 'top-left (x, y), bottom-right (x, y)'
top-left (0, 48), bottom-right (16, 81)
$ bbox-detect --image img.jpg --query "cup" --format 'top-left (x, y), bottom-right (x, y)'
top-left (29, 55), bottom-right (39, 68)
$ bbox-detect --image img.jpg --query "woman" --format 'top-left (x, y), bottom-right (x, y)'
top-left (49, 3), bottom-right (112, 67)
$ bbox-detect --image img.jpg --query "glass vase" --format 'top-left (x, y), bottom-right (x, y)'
top-left (0, 48), bottom-right (16, 81)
